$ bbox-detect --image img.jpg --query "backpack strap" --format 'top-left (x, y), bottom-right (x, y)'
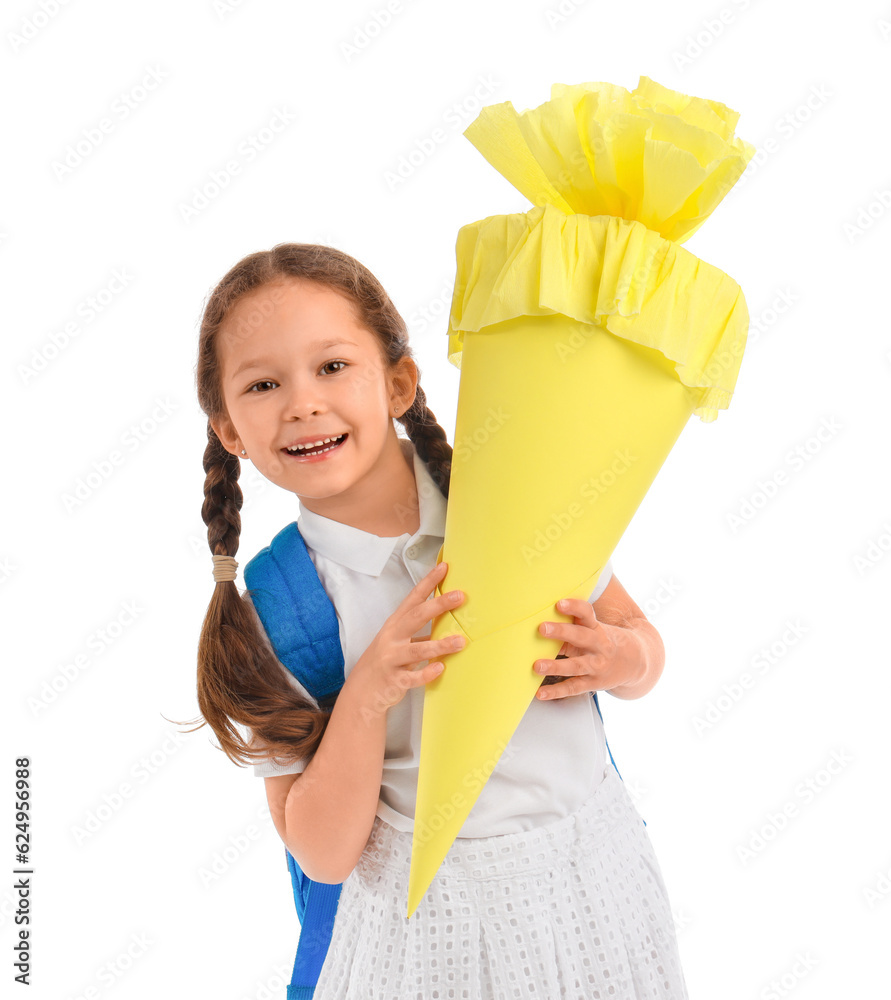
top-left (284, 848), bottom-right (342, 999)
top-left (244, 519), bottom-right (347, 996)
top-left (243, 521), bottom-right (345, 710)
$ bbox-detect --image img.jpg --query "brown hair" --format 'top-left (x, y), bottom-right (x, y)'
top-left (177, 243), bottom-right (453, 769)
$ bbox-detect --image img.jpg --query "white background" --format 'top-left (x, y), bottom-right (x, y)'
top-left (4, 0), bottom-right (890, 997)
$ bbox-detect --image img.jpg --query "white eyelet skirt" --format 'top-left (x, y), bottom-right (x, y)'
top-left (312, 763), bottom-right (690, 999)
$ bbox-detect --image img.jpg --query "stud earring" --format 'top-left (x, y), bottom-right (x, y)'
top-left (241, 449), bottom-right (247, 456)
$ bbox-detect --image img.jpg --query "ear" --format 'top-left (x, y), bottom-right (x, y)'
top-left (210, 415), bottom-right (244, 458)
top-left (389, 356), bottom-right (419, 414)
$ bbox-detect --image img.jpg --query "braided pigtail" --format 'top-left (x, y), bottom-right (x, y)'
top-left (399, 381), bottom-right (452, 500)
top-left (177, 424), bottom-right (330, 767)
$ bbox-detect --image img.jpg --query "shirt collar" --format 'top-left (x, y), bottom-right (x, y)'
top-left (295, 436), bottom-right (447, 577)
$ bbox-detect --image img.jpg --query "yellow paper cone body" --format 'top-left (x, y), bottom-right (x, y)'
top-left (405, 77), bottom-right (754, 918)
top-left (407, 317), bottom-right (696, 914)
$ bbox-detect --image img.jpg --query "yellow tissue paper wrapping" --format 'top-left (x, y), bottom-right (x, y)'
top-left (407, 76), bottom-right (755, 918)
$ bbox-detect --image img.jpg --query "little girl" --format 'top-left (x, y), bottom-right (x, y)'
top-left (191, 242), bottom-right (690, 999)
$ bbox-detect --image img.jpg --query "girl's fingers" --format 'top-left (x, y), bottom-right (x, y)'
top-left (413, 559), bottom-right (448, 587)
top-left (400, 565), bottom-right (465, 637)
top-left (419, 659), bottom-right (447, 686)
top-left (390, 563), bottom-right (448, 627)
top-left (403, 633), bottom-right (465, 666)
top-left (539, 620), bottom-right (596, 650)
top-left (392, 656), bottom-right (447, 692)
top-left (396, 560), bottom-right (449, 610)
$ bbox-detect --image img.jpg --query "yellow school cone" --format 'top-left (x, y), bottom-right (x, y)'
top-left (407, 76), bottom-right (756, 918)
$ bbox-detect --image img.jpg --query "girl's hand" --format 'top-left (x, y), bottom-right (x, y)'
top-left (349, 561), bottom-right (466, 716)
top-left (533, 598), bottom-right (645, 700)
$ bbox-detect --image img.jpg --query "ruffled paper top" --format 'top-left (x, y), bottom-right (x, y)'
top-left (447, 204), bottom-right (748, 423)
top-left (449, 76), bottom-right (755, 421)
top-left (463, 75), bottom-right (756, 244)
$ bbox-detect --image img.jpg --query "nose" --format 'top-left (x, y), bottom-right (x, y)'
top-left (282, 375), bottom-right (326, 418)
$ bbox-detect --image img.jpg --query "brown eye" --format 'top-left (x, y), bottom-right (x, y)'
top-left (321, 361), bottom-right (348, 375)
top-left (248, 380), bottom-right (277, 393)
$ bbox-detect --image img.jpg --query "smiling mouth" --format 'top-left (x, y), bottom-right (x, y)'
top-left (282, 433), bottom-right (348, 460)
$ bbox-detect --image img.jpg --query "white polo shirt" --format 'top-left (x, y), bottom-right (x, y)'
top-left (250, 435), bottom-right (613, 837)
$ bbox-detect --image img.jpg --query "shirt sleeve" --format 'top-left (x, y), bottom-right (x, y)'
top-left (252, 753), bottom-right (308, 778)
top-left (587, 559), bottom-right (613, 604)
top-left (241, 588), bottom-right (317, 779)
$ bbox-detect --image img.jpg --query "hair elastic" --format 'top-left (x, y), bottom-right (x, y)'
top-left (212, 554), bottom-right (239, 582)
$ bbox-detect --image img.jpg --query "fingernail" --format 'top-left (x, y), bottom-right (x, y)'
top-left (541, 623), bottom-right (551, 635)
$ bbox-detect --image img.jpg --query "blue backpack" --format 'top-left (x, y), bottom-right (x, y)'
top-left (244, 520), bottom-right (635, 999)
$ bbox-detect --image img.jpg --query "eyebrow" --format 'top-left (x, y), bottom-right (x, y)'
top-left (230, 339), bottom-right (361, 379)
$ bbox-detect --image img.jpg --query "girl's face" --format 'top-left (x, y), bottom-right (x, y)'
top-left (211, 279), bottom-right (416, 501)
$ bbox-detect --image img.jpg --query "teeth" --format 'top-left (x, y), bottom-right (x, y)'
top-left (286, 435), bottom-right (344, 453)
